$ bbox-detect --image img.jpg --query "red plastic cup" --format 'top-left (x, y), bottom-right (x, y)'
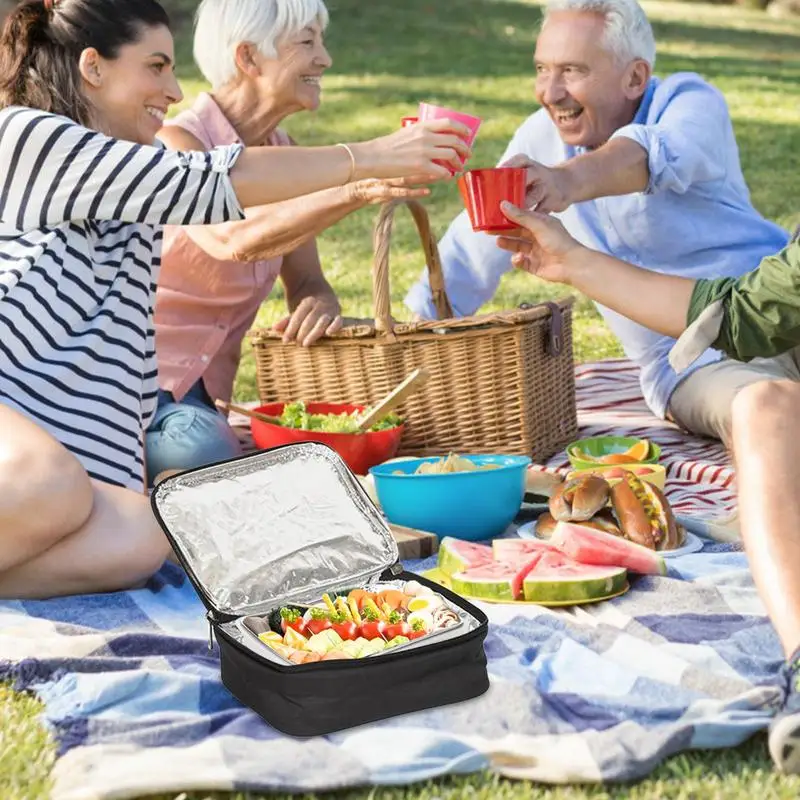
top-left (401, 116), bottom-right (419, 128)
top-left (418, 102), bottom-right (482, 174)
top-left (457, 167), bottom-right (527, 234)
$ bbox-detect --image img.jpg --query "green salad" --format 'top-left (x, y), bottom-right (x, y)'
top-left (279, 401), bottom-right (402, 434)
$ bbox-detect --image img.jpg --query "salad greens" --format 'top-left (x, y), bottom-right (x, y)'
top-left (279, 401), bottom-right (402, 434)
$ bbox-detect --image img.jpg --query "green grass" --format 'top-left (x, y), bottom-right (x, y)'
top-left (4, 1), bottom-right (800, 798)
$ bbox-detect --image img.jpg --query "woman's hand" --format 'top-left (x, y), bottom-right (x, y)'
top-left (494, 202), bottom-right (585, 285)
top-left (351, 119), bottom-right (472, 182)
top-left (500, 154), bottom-right (573, 214)
top-left (346, 178), bottom-right (430, 205)
top-left (273, 294), bottom-right (343, 347)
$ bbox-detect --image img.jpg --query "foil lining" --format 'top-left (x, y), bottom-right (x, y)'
top-left (153, 443), bottom-right (399, 617)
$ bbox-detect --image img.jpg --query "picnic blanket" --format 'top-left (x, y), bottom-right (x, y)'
top-left (0, 359), bottom-right (784, 800)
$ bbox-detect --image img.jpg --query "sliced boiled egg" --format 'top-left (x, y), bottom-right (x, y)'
top-left (407, 595), bottom-right (443, 614)
top-left (406, 610), bottom-right (434, 632)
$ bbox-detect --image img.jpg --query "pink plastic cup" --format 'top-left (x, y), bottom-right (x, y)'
top-left (418, 102), bottom-right (482, 174)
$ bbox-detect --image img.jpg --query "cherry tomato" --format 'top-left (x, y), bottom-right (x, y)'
top-left (331, 621), bottom-right (358, 641)
top-left (281, 617), bottom-right (307, 636)
top-left (408, 629), bottom-right (427, 641)
top-left (359, 620), bottom-right (386, 640)
top-left (383, 622), bottom-right (411, 640)
top-left (279, 608), bottom-right (307, 636)
top-left (305, 617), bottom-right (332, 636)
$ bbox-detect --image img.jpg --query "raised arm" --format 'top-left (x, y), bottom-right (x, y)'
top-left (226, 119), bottom-right (468, 207)
top-left (496, 203), bottom-right (694, 338)
top-left (158, 127), bottom-right (429, 262)
top-left (496, 204), bottom-right (800, 367)
top-left (504, 74), bottom-right (731, 213)
top-left (0, 108), bottom-right (468, 230)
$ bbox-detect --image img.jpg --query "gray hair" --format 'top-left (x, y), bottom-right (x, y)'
top-left (543, 0), bottom-right (656, 68)
top-left (193, 0), bottom-right (330, 90)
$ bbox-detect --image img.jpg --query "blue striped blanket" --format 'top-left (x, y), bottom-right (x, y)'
top-left (0, 360), bottom-right (783, 800)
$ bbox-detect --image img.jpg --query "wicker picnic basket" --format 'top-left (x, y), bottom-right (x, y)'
top-left (249, 199), bottom-right (578, 463)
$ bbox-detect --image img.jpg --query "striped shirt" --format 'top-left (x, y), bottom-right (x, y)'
top-left (0, 106), bottom-right (245, 492)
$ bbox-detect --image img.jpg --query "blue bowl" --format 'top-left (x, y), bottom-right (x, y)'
top-left (369, 454), bottom-right (531, 541)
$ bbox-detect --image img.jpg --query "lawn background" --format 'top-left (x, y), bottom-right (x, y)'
top-left (3, 1), bottom-right (800, 798)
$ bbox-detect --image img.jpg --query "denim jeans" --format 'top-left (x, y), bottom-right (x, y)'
top-left (145, 380), bottom-right (241, 487)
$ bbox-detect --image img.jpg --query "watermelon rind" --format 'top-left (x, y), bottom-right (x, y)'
top-left (522, 566), bottom-right (628, 603)
top-left (437, 537), bottom-right (493, 577)
top-left (450, 571), bottom-right (517, 601)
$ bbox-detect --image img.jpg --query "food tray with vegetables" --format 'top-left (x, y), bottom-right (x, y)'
top-left (237, 579), bottom-right (465, 665)
top-left (151, 442), bottom-right (489, 738)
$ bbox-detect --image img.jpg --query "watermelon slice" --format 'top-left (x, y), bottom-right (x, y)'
top-left (550, 521), bottom-right (667, 576)
top-left (523, 551), bottom-right (628, 603)
top-left (451, 549), bottom-right (628, 604)
top-left (450, 557), bottom-right (542, 601)
top-left (492, 538), bottom-right (558, 564)
top-left (437, 537), bottom-right (494, 577)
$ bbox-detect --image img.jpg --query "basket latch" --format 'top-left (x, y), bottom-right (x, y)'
top-left (518, 301), bottom-right (563, 357)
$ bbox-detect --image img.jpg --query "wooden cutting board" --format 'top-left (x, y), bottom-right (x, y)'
top-left (388, 523), bottom-right (439, 560)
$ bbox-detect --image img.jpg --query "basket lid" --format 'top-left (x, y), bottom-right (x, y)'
top-left (150, 443), bottom-right (400, 620)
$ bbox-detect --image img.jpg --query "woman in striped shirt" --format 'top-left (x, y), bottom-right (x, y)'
top-left (0, 0), bottom-right (469, 598)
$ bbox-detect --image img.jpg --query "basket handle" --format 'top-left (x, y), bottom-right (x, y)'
top-left (372, 199), bottom-right (454, 334)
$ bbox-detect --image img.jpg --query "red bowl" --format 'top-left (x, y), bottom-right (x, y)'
top-left (250, 402), bottom-right (405, 475)
top-left (458, 167), bottom-right (527, 233)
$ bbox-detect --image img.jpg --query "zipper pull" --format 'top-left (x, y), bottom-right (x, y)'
top-left (389, 561), bottom-right (404, 577)
top-left (206, 614), bottom-right (215, 652)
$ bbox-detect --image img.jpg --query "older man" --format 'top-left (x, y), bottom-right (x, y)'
top-left (405, 0), bottom-right (790, 447)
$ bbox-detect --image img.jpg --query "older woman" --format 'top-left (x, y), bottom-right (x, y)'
top-left (146, 0), bottom-right (427, 484)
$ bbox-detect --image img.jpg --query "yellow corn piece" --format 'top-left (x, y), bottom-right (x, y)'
top-left (335, 596), bottom-right (353, 621)
top-left (364, 597), bottom-right (387, 621)
top-left (348, 597), bottom-right (362, 624)
top-left (322, 593), bottom-right (337, 615)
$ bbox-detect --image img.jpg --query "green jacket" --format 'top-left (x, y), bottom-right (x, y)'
top-left (670, 234), bottom-right (800, 372)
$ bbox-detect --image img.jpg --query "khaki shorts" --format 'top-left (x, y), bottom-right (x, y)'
top-left (667, 347), bottom-right (800, 448)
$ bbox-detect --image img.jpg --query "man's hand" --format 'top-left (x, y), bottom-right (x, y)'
top-left (500, 154), bottom-right (574, 214)
top-left (493, 202), bottom-right (584, 285)
top-left (346, 178), bottom-right (431, 206)
top-left (273, 294), bottom-right (343, 347)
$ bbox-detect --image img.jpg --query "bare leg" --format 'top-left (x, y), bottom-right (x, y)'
top-left (0, 403), bottom-right (169, 598)
top-left (0, 479), bottom-right (170, 598)
top-left (0, 403), bottom-right (95, 571)
top-left (730, 380), bottom-right (800, 657)
top-left (727, 381), bottom-right (800, 774)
